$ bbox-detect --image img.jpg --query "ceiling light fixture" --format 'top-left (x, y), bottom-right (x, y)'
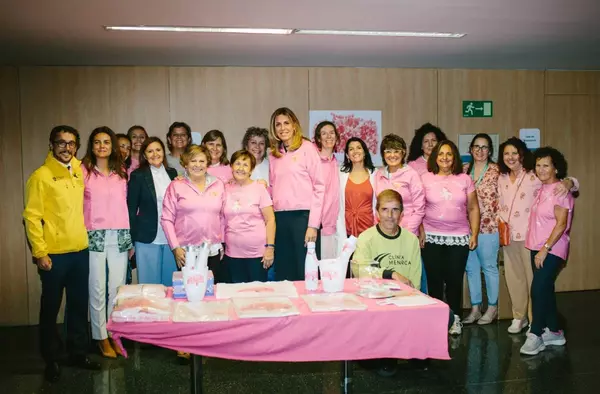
top-left (104, 26), bottom-right (466, 38)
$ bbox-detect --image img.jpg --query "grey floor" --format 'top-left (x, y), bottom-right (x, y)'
top-left (1, 290), bottom-right (599, 394)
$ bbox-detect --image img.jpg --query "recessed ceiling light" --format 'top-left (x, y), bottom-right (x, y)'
top-left (104, 26), bottom-right (466, 38)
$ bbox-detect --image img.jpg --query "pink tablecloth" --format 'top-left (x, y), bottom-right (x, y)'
top-left (108, 280), bottom-right (450, 361)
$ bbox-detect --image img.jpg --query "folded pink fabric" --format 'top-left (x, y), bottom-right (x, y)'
top-left (108, 280), bottom-right (450, 361)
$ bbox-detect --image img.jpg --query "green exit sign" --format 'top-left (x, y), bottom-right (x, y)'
top-left (463, 101), bottom-right (493, 118)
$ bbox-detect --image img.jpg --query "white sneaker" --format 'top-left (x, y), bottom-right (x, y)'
top-left (520, 333), bottom-right (546, 355)
top-left (508, 318), bottom-right (529, 334)
top-left (449, 314), bottom-right (463, 336)
top-left (541, 328), bottom-right (567, 346)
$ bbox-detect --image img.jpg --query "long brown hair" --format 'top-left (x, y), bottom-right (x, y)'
top-left (82, 126), bottom-right (126, 179)
top-left (427, 140), bottom-right (463, 175)
top-left (138, 137), bottom-right (170, 170)
top-left (202, 129), bottom-right (229, 165)
top-left (269, 107), bottom-right (305, 158)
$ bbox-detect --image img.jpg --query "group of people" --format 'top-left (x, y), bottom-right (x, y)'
top-left (23, 107), bottom-right (576, 382)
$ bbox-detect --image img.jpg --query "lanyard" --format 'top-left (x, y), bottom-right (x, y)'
top-left (470, 162), bottom-right (488, 186)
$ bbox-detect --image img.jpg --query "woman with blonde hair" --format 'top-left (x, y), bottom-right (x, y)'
top-left (268, 107), bottom-right (325, 280)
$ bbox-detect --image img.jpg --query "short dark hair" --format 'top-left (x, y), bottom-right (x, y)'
top-left (376, 189), bottom-right (404, 212)
top-left (230, 149), bottom-right (257, 172)
top-left (166, 121), bottom-right (192, 152)
top-left (49, 125), bottom-right (80, 150)
top-left (534, 146), bottom-right (568, 180)
top-left (202, 129), bottom-right (229, 165)
top-left (341, 137), bottom-right (375, 173)
top-left (497, 137), bottom-right (534, 174)
top-left (427, 140), bottom-right (463, 175)
top-left (380, 134), bottom-right (407, 166)
top-left (466, 133), bottom-right (495, 173)
top-left (313, 121), bottom-right (340, 151)
top-left (407, 123), bottom-right (447, 162)
top-left (127, 125), bottom-right (147, 139)
top-left (138, 137), bottom-right (169, 170)
top-left (242, 127), bottom-right (270, 159)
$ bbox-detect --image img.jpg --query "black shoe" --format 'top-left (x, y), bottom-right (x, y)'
top-left (44, 362), bottom-right (61, 383)
top-left (69, 355), bottom-right (101, 371)
top-left (376, 359), bottom-right (398, 378)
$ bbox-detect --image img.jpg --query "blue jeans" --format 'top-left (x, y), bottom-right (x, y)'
top-left (529, 250), bottom-right (563, 336)
top-left (466, 233), bottom-right (499, 306)
top-left (134, 242), bottom-right (177, 286)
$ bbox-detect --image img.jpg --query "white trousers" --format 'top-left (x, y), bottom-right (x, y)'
top-left (321, 234), bottom-right (339, 260)
top-left (89, 230), bottom-right (128, 340)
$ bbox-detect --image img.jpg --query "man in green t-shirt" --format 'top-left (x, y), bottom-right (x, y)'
top-left (353, 189), bottom-right (422, 289)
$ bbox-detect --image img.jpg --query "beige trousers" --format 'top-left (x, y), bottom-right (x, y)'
top-left (503, 241), bottom-right (533, 321)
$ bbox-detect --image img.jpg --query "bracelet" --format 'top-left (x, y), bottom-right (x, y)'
top-left (265, 244), bottom-right (275, 248)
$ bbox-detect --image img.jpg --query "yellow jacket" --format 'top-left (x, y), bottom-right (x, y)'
top-left (23, 152), bottom-right (88, 258)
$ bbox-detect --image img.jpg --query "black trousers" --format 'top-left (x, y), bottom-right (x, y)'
top-left (39, 249), bottom-right (90, 363)
top-left (422, 242), bottom-right (469, 315)
top-left (529, 251), bottom-right (563, 336)
top-left (207, 254), bottom-right (230, 284)
top-left (226, 255), bottom-right (268, 283)
top-left (274, 210), bottom-right (321, 281)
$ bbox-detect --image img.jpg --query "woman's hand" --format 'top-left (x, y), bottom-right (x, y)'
top-left (418, 230), bottom-right (425, 248)
top-left (305, 227), bottom-right (318, 245)
top-left (469, 235), bottom-right (478, 250)
top-left (534, 249), bottom-right (548, 268)
top-left (554, 178), bottom-right (573, 197)
top-left (128, 248), bottom-right (135, 260)
top-left (262, 247), bottom-right (274, 269)
top-left (173, 247), bottom-right (186, 269)
top-left (257, 179), bottom-right (268, 189)
top-left (392, 272), bottom-right (413, 288)
top-left (175, 175), bottom-right (185, 181)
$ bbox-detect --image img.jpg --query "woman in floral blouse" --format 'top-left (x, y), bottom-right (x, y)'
top-left (462, 134), bottom-right (500, 325)
top-left (497, 137), bottom-right (578, 335)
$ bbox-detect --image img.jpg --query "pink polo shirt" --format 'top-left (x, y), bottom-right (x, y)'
top-left (223, 181), bottom-right (273, 258)
top-left (160, 176), bottom-right (225, 249)
top-left (422, 172), bottom-right (475, 236)
top-left (319, 153), bottom-right (340, 236)
top-left (81, 166), bottom-right (129, 230)
top-left (269, 140), bottom-right (325, 229)
top-left (373, 166), bottom-right (425, 235)
top-left (526, 182), bottom-right (574, 260)
top-left (207, 164), bottom-right (233, 184)
top-left (408, 156), bottom-right (429, 177)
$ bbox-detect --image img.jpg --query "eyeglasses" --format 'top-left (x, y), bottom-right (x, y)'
top-left (383, 149), bottom-right (404, 155)
top-left (171, 133), bottom-right (188, 139)
top-left (472, 145), bottom-right (490, 152)
top-left (53, 140), bottom-right (77, 149)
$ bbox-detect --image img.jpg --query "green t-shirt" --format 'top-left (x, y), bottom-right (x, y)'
top-left (353, 224), bottom-right (422, 290)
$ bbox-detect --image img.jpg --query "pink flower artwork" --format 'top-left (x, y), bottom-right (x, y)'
top-left (329, 113), bottom-right (379, 155)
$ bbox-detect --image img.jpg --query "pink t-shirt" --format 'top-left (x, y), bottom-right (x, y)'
top-left (373, 166), bottom-right (425, 236)
top-left (223, 181), bottom-right (273, 258)
top-left (128, 157), bottom-right (140, 176)
top-left (408, 156), bottom-right (429, 177)
top-left (319, 154), bottom-right (340, 236)
top-left (422, 172), bottom-right (475, 236)
top-left (208, 164), bottom-right (233, 184)
top-left (526, 182), bottom-right (574, 260)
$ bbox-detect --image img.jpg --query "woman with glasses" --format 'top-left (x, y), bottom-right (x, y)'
top-left (462, 134), bottom-right (501, 325)
top-left (165, 122), bottom-right (192, 175)
top-left (127, 125), bottom-right (148, 173)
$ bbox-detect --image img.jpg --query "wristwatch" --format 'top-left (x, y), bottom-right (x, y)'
top-left (543, 243), bottom-right (552, 251)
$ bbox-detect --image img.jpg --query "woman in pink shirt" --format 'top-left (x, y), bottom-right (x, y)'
top-left (269, 107), bottom-right (325, 281)
top-left (420, 141), bottom-right (480, 330)
top-left (313, 121), bottom-right (341, 259)
top-left (407, 123), bottom-right (447, 177)
top-left (520, 147), bottom-right (574, 356)
top-left (203, 129), bottom-right (233, 183)
top-left (223, 150), bottom-right (276, 283)
top-left (161, 144), bottom-right (229, 283)
top-left (81, 127), bottom-right (131, 359)
top-left (334, 137), bottom-right (377, 255)
top-left (462, 134), bottom-right (501, 325)
top-left (374, 134), bottom-right (425, 236)
top-left (497, 137), bottom-right (577, 334)
top-left (127, 125), bottom-right (148, 173)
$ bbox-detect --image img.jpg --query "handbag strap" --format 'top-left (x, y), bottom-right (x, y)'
top-left (506, 172), bottom-right (526, 225)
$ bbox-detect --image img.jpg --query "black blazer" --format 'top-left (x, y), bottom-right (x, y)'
top-left (127, 166), bottom-right (178, 244)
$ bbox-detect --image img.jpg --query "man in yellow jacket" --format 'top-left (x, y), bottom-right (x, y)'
top-left (23, 125), bottom-right (100, 382)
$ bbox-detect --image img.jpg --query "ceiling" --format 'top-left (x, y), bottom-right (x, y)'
top-left (1, 0), bottom-right (599, 69)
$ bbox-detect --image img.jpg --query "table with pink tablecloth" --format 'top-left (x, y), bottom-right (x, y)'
top-left (108, 280), bottom-right (450, 362)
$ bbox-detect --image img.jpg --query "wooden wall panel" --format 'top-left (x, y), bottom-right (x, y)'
top-left (308, 68), bottom-right (438, 143)
top-left (546, 71), bottom-right (600, 95)
top-left (545, 95), bottom-right (600, 291)
top-left (0, 67), bottom-right (29, 325)
top-left (19, 67), bottom-right (170, 324)
top-left (438, 70), bottom-right (545, 144)
top-left (169, 67), bottom-right (309, 147)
